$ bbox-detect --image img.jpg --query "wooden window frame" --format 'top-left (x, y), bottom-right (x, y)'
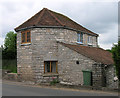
top-left (21, 30), bottom-right (31, 44)
top-left (44, 61), bottom-right (58, 73)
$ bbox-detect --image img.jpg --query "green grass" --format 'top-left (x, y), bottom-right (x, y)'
top-left (2, 59), bottom-right (17, 73)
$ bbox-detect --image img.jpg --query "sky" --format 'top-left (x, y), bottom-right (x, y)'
top-left (0, 0), bottom-right (119, 49)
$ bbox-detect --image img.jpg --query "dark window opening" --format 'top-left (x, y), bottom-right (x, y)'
top-left (77, 33), bottom-right (83, 43)
top-left (44, 61), bottom-right (58, 73)
top-left (76, 61), bottom-right (79, 64)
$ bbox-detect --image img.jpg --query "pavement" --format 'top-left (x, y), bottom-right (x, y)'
top-left (2, 80), bottom-right (119, 96)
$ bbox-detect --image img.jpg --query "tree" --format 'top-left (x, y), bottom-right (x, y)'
top-left (3, 31), bottom-right (17, 59)
top-left (106, 49), bottom-right (112, 53)
top-left (111, 41), bottom-right (120, 82)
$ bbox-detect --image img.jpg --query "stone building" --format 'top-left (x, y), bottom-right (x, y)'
top-left (15, 8), bottom-right (118, 89)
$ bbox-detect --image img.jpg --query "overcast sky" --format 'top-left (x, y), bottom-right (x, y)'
top-left (0, 0), bottom-right (118, 49)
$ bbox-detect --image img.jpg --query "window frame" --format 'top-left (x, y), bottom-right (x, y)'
top-left (21, 30), bottom-right (31, 44)
top-left (88, 36), bottom-right (92, 45)
top-left (44, 61), bottom-right (58, 73)
top-left (77, 33), bottom-right (83, 43)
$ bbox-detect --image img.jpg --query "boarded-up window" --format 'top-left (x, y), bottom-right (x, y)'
top-left (21, 30), bottom-right (31, 43)
top-left (44, 61), bottom-right (58, 73)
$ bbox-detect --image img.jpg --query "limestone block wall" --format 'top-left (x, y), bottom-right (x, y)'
top-left (17, 30), bottom-right (35, 81)
top-left (31, 28), bottom-right (59, 83)
top-left (92, 64), bottom-right (106, 87)
top-left (31, 28), bottom-right (80, 83)
top-left (58, 43), bottom-right (96, 85)
top-left (17, 27), bottom-right (98, 82)
top-left (105, 65), bottom-right (118, 89)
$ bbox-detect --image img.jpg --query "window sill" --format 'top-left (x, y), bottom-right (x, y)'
top-left (43, 73), bottom-right (59, 77)
top-left (88, 43), bottom-right (93, 46)
top-left (76, 42), bottom-right (83, 44)
top-left (21, 43), bottom-right (31, 46)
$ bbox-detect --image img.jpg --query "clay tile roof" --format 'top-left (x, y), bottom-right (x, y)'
top-left (15, 8), bottom-right (98, 36)
top-left (59, 42), bottom-right (114, 65)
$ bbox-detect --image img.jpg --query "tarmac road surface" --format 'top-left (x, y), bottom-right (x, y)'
top-left (2, 81), bottom-right (118, 96)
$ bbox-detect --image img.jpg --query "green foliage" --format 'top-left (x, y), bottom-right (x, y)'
top-left (2, 59), bottom-right (17, 73)
top-left (4, 31), bottom-right (16, 52)
top-left (106, 49), bottom-right (112, 53)
top-left (2, 31), bottom-right (17, 73)
top-left (50, 77), bottom-right (59, 85)
top-left (111, 41), bottom-right (120, 81)
top-left (3, 31), bottom-right (17, 59)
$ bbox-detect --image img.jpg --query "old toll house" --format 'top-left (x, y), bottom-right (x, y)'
top-left (15, 8), bottom-right (118, 89)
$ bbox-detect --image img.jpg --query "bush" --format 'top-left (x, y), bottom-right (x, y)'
top-left (2, 59), bottom-right (17, 73)
top-left (50, 77), bottom-right (59, 85)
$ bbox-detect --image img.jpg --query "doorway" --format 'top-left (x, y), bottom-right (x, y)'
top-left (82, 70), bottom-right (92, 86)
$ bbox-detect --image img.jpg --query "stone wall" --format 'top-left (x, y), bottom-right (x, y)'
top-left (58, 43), bottom-right (96, 85)
top-left (105, 65), bottom-right (118, 89)
top-left (17, 29), bottom-right (35, 81)
top-left (17, 27), bottom-right (97, 83)
top-left (92, 63), bottom-right (106, 87)
top-left (17, 27), bottom-right (117, 89)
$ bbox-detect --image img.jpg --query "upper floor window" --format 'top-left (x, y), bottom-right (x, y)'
top-left (77, 33), bottom-right (83, 43)
top-left (88, 36), bottom-right (92, 45)
top-left (21, 30), bottom-right (31, 43)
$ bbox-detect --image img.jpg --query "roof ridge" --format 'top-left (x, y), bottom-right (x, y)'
top-left (35, 8), bottom-right (46, 25)
top-left (47, 9), bottom-right (65, 26)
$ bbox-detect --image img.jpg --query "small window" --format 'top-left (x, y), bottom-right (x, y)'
top-left (77, 33), bottom-right (83, 43)
top-left (88, 36), bottom-right (92, 45)
top-left (76, 61), bottom-right (79, 64)
top-left (44, 61), bottom-right (58, 73)
top-left (21, 30), bottom-right (31, 43)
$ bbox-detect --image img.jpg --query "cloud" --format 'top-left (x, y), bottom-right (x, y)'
top-left (0, 0), bottom-right (118, 49)
top-left (98, 23), bottom-right (118, 49)
top-left (0, 37), bottom-right (4, 46)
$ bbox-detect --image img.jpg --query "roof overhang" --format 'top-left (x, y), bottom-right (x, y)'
top-left (15, 26), bottom-right (99, 37)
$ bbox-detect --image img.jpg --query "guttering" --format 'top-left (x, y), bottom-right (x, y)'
top-left (15, 26), bottom-right (99, 37)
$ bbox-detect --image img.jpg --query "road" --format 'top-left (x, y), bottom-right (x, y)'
top-left (2, 81), bottom-right (118, 96)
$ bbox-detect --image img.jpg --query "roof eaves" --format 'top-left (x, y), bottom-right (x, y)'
top-left (58, 42), bottom-right (113, 65)
top-left (58, 42), bottom-right (101, 63)
top-left (15, 25), bottom-right (98, 36)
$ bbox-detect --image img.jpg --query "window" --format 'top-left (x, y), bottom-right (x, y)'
top-left (77, 33), bottom-right (83, 43)
top-left (21, 30), bottom-right (31, 43)
top-left (76, 61), bottom-right (79, 64)
top-left (44, 61), bottom-right (58, 73)
top-left (88, 36), bottom-right (92, 45)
